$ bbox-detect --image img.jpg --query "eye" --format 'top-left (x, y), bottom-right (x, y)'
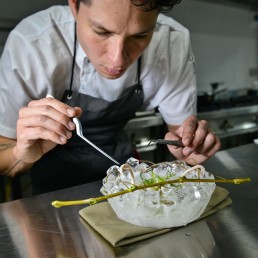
top-left (94, 30), bottom-right (110, 37)
top-left (133, 34), bottom-right (148, 40)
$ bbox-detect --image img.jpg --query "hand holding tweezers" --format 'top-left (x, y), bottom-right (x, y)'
top-left (146, 139), bottom-right (184, 148)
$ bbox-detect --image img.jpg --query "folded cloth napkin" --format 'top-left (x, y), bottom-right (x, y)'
top-left (79, 186), bottom-right (232, 247)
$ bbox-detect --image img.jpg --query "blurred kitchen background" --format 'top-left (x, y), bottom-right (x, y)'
top-left (1, 0), bottom-right (258, 200)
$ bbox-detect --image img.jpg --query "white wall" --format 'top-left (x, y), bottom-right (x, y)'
top-left (168, 0), bottom-right (258, 92)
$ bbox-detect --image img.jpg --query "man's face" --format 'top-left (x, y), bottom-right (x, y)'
top-left (69, 0), bottom-right (158, 79)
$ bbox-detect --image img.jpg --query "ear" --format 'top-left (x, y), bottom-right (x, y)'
top-left (68, 0), bottom-right (78, 19)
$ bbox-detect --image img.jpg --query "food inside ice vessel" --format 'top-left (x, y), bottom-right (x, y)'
top-left (100, 158), bottom-right (216, 228)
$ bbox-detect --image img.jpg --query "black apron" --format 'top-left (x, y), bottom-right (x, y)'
top-left (30, 58), bottom-right (143, 195)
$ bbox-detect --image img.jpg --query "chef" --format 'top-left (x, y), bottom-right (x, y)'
top-left (0, 0), bottom-right (221, 194)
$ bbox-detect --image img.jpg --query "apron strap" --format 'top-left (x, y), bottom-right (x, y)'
top-left (137, 56), bottom-right (141, 84)
top-left (67, 22), bottom-right (77, 99)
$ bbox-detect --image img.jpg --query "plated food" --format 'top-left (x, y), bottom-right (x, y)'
top-left (100, 158), bottom-right (216, 228)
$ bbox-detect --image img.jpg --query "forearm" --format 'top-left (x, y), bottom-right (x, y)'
top-left (0, 139), bottom-right (33, 177)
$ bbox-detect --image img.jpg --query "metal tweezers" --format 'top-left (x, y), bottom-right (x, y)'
top-left (146, 139), bottom-right (184, 148)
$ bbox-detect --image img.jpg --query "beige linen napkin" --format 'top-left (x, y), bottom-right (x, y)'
top-left (79, 186), bottom-right (232, 247)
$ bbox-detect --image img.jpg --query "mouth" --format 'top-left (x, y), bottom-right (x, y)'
top-left (103, 66), bottom-right (126, 77)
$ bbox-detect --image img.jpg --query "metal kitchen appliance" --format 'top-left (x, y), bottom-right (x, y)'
top-left (198, 105), bottom-right (258, 150)
top-left (125, 111), bottom-right (165, 162)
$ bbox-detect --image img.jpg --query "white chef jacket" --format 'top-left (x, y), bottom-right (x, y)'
top-left (0, 6), bottom-right (196, 139)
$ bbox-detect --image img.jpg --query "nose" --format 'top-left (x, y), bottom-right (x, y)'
top-left (108, 38), bottom-right (129, 67)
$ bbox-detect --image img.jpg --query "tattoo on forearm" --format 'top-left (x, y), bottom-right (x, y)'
top-left (0, 142), bottom-right (16, 152)
top-left (3, 159), bottom-right (22, 176)
top-left (0, 142), bottom-right (21, 175)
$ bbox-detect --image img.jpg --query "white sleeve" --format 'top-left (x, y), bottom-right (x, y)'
top-left (157, 34), bottom-right (197, 126)
top-left (0, 20), bottom-right (71, 139)
top-left (0, 31), bottom-right (38, 138)
top-left (142, 16), bottom-right (197, 126)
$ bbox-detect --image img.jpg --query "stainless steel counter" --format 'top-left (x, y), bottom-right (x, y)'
top-left (1, 144), bottom-right (258, 258)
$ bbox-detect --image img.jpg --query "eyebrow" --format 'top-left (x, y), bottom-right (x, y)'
top-left (88, 18), bottom-right (156, 35)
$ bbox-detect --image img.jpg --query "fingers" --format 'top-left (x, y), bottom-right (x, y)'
top-left (12, 97), bottom-right (83, 164)
top-left (17, 117), bottom-right (71, 145)
top-left (43, 96), bottom-right (82, 117)
top-left (29, 97), bottom-right (76, 117)
top-left (17, 126), bottom-right (68, 146)
top-left (17, 97), bottom-right (82, 145)
top-left (178, 115), bottom-right (199, 145)
top-left (169, 115), bottom-right (221, 161)
top-left (178, 115), bottom-right (207, 146)
top-left (195, 129), bottom-right (221, 157)
top-left (19, 104), bottom-right (75, 132)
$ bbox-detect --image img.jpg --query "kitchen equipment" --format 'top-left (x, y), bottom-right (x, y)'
top-left (73, 117), bottom-right (120, 165)
top-left (198, 105), bottom-right (258, 150)
top-left (125, 111), bottom-right (165, 161)
top-left (197, 82), bottom-right (226, 107)
top-left (247, 88), bottom-right (258, 97)
top-left (146, 139), bottom-right (184, 148)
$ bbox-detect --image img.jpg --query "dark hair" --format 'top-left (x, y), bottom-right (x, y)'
top-left (76, 0), bottom-right (182, 13)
